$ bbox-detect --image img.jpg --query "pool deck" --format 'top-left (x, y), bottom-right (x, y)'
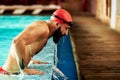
top-left (70, 15), bottom-right (120, 80)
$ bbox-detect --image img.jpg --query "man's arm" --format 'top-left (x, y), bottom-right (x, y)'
top-left (13, 21), bottom-right (49, 74)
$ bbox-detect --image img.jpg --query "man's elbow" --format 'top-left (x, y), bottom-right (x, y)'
top-left (13, 38), bottom-right (18, 44)
top-left (13, 38), bottom-right (25, 46)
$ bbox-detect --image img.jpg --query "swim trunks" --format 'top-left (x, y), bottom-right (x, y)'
top-left (0, 67), bottom-right (10, 75)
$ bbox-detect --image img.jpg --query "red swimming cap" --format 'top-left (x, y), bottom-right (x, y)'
top-left (50, 9), bottom-right (72, 24)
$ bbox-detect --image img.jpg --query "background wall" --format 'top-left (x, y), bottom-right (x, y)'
top-left (61, 0), bottom-right (80, 15)
top-left (0, 0), bottom-right (58, 5)
top-left (90, 0), bottom-right (97, 15)
top-left (61, 0), bottom-right (96, 15)
top-left (116, 0), bottom-right (120, 31)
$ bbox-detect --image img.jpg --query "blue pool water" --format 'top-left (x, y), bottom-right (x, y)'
top-left (0, 15), bottom-right (78, 80)
top-left (0, 15), bottom-right (51, 66)
top-left (0, 15), bottom-right (55, 80)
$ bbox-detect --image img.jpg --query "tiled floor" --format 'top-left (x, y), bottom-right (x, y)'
top-left (70, 15), bottom-right (120, 80)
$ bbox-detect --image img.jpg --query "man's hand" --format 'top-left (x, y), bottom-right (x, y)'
top-left (23, 68), bottom-right (45, 75)
top-left (31, 59), bottom-right (48, 64)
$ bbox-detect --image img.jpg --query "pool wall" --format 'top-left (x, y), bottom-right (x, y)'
top-left (57, 34), bottom-right (78, 80)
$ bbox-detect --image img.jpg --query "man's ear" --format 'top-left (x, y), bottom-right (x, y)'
top-left (55, 22), bottom-right (60, 29)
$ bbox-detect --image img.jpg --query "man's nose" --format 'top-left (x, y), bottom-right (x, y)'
top-left (65, 30), bottom-right (69, 35)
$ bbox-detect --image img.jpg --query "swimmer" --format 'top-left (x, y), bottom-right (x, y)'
top-left (1, 9), bottom-right (73, 75)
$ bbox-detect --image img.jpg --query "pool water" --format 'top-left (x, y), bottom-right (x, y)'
top-left (0, 15), bottom-right (55, 80)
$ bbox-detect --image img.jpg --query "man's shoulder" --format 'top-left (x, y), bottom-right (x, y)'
top-left (33, 21), bottom-right (49, 36)
top-left (33, 21), bottom-right (47, 25)
top-left (29, 21), bottom-right (48, 29)
top-left (27, 20), bottom-right (49, 35)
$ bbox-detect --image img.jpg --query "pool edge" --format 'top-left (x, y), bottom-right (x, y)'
top-left (70, 34), bottom-right (81, 80)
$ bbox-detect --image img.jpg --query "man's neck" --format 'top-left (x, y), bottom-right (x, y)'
top-left (47, 21), bottom-right (59, 37)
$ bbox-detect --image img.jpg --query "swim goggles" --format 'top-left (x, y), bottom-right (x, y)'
top-left (52, 14), bottom-right (73, 27)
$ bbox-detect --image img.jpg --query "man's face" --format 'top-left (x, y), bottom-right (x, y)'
top-left (60, 23), bottom-right (70, 35)
top-left (53, 23), bottom-right (70, 44)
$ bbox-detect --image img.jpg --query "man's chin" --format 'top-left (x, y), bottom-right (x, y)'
top-left (53, 34), bottom-right (63, 44)
top-left (53, 28), bottom-right (63, 44)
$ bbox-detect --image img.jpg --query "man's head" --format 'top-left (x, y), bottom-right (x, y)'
top-left (50, 9), bottom-right (73, 27)
top-left (50, 9), bottom-right (73, 43)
